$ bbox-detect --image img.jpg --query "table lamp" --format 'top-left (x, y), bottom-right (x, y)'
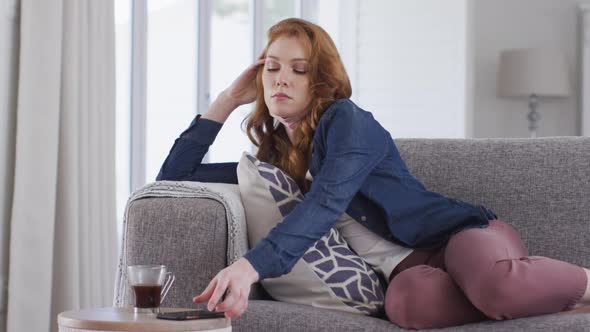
top-left (497, 48), bottom-right (571, 138)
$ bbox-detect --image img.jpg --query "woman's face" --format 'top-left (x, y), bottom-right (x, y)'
top-left (262, 36), bottom-right (312, 130)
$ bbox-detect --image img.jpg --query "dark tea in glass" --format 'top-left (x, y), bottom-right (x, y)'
top-left (132, 284), bottom-right (162, 308)
top-left (127, 265), bottom-right (175, 313)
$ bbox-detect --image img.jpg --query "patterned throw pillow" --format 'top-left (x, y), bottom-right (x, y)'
top-left (237, 152), bottom-right (385, 316)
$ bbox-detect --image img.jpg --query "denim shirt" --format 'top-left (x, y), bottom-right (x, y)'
top-left (157, 99), bottom-right (497, 280)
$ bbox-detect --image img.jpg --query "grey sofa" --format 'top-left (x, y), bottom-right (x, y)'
top-left (120, 137), bottom-right (590, 331)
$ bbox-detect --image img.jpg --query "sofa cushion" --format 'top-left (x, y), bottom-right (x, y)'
top-left (234, 300), bottom-right (590, 332)
top-left (395, 137), bottom-right (590, 269)
top-left (237, 152), bottom-right (385, 316)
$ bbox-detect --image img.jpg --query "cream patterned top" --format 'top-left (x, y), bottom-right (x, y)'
top-left (305, 170), bottom-right (414, 282)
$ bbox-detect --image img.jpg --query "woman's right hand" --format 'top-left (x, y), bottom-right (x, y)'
top-left (202, 56), bottom-right (266, 124)
top-left (221, 57), bottom-right (266, 108)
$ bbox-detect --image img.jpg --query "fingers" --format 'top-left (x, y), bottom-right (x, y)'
top-left (235, 58), bottom-right (265, 84)
top-left (207, 277), bottom-right (230, 311)
top-left (256, 48), bottom-right (266, 60)
top-left (215, 287), bottom-right (240, 312)
top-left (192, 278), bottom-right (217, 303)
top-left (247, 58), bottom-right (266, 72)
top-left (192, 259), bottom-right (254, 319)
top-left (195, 282), bottom-right (248, 318)
top-left (224, 289), bottom-right (248, 319)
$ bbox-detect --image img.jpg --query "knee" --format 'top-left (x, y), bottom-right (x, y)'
top-left (384, 265), bottom-right (445, 329)
top-left (468, 262), bottom-right (518, 320)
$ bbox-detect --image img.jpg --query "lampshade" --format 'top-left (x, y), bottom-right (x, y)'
top-left (497, 48), bottom-right (571, 98)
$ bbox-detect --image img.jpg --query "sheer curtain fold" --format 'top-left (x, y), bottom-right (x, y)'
top-left (7, 1), bottom-right (117, 331)
top-left (0, 0), bottom-right (20, 331)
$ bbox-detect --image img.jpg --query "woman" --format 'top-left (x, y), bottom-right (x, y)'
top-left (157, 18), bottom-right (590, 328)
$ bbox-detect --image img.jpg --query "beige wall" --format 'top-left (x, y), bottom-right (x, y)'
top-left (471, 0), bottom-right (581, 138)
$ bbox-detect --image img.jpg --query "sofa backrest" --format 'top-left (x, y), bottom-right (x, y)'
top-left (395, 137), bottom-right (590, 268)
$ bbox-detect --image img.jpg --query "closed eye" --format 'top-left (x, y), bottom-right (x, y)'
top-left (266, 68), bottom-right (307, 75)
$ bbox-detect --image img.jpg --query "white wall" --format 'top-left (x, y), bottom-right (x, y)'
top-left (472, 0), bottom-right (580, 138)
top-left (348, 0), bottom-right (470, 139)
top-left (0, 0), bottom-right (18, 329)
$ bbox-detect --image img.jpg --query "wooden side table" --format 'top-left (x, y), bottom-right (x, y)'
top-left (57, 307), bottom-right (232, 332)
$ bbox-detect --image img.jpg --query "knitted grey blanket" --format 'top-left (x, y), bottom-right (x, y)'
top-left (113, 180), bottom-right (248, 307)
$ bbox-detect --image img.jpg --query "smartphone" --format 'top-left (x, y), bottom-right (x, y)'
top-left (156, 310), bottom-right (226, 320)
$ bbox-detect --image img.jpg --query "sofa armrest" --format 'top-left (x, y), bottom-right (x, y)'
top-left (120, 194), bottom-right (273, 308)
top-left (123, 196), bottom-right (229, 308)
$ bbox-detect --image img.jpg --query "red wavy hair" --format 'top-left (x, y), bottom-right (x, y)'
top-left (243, 18), bottom-right (352, 193)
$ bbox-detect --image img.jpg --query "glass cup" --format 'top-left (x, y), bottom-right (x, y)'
top-left (127, 264), bottom-right (175, 314)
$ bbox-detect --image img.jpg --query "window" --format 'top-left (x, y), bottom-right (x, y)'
top-left (207, 0), bottom-right (297, 163)
top-left (145, 0), bottom-right (198, 180)
top-left (115, 0), bottom-right (469, 243)
top-left (263, 0), bottom-right (296, 42)
top-left (207, 0), bottom-right (252, 162)
top-left (115, 0), bottom-right (319, 241)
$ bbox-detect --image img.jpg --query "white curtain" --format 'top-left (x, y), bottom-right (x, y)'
top-left (581, 4), bottom-right (590, 136)
top-left (6, 1), bottom-right (117, 331)
top-left (0, 0), bottom-right (19, 330)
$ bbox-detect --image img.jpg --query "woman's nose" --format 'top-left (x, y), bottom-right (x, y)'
top-left (275, 70), bottom-right (288, 87)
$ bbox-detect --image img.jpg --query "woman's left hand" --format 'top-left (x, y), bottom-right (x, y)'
top-left (192, 257), bottom-right (259, 319)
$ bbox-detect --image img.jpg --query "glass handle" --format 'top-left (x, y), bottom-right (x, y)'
top-left (160, 272), bottom-right (175, 304)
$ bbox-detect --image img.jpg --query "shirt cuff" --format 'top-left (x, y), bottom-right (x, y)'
top-left (180, 114), bottom-right (223, 145)
top-left (479, 205), bottom-right (498, 220)
top-left (242, 239), bottom-right (282, 281)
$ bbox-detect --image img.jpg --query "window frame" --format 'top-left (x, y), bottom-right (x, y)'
top-left (127, 0), bottom-right (317, 192)
top-left (130, 0), bottom-right (148, 192)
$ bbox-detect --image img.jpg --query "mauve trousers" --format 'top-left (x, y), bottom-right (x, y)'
top-left (384, 220), bottom-right (588, 329)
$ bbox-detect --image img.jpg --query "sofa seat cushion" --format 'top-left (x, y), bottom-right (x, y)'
top-left (234, 300), bottom-right (590, 332)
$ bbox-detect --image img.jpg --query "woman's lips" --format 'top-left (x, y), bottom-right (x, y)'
top-left (272, 92), bottom-right (291, 100)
